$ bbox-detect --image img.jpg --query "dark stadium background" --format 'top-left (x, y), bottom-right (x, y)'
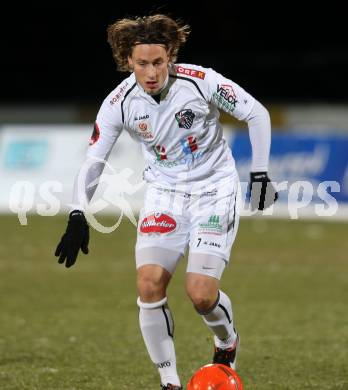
top-left (1, 3), bottom-right (347, 105)
top-left (1, 3), bottom-right (348, 390)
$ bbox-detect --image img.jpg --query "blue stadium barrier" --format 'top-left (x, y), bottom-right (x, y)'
top-left (229, 132), bottom-right (348, 203)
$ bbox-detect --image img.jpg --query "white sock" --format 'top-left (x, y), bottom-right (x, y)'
top-left (138, 297), bottom-right (181, 387)
top-left (200, 290), bottom-right (237, 349)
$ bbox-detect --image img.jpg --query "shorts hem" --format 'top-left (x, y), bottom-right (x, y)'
top-left (188, 250), bottom-right (229, 263)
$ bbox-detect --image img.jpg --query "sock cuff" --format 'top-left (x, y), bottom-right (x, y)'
top-left (137, 296), bottom-right (168, 309)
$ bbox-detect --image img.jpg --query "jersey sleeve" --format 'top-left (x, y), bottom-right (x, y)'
top-left (87, 95), bottom-right (124, 160)
top-left (205, 68), bottom-right (255, 121)
top-left (71, 85), bottom-right (125, 210)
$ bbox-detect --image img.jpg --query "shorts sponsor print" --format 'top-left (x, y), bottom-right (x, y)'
top-left (139, 212), bottom-right (177, 235)
top-left (197, 215), bottom-right (224, 235)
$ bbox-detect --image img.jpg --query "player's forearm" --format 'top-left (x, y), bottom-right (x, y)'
top-left (246, 100), bottom-right (271, 172)
top-left (71, 158), bottom-right (106, 211)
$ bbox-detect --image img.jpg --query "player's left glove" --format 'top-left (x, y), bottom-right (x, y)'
top-left (54, 210), bottom-right (89, 268)
top-left (249, 171), bottom-right (278, 211)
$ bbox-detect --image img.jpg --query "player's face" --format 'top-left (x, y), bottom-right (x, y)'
top-left (128, 44), bottom-right (170, 95)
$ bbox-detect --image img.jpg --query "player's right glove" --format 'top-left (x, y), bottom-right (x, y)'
top-left (54, 210), bottom-right (89, 268)
top-left (249, 171), bottom-right (278, 211)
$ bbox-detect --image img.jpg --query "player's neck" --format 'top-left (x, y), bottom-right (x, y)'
top-left (148, 72), bottom-right (169, 104)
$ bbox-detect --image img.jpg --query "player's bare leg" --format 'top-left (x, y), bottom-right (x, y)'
top-left (186, 269), bottom-right (238, 369)
top-left (137, 264), bottom-right (181, 388)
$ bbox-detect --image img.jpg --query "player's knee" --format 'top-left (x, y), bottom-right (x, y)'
top-left (137, 277), bottom-right (164, 301)
top-left (186, 276), bottom-right (218, 313)
top-left (190, 294), bottom-right (214, 313)
top-left (137, 266), bottom-right (170, 302)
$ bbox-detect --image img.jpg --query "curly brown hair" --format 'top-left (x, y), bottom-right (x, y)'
top-left (107, 14), bottom-right (190, 72)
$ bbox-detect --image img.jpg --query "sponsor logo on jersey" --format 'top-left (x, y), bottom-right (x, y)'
top-left (154, 159), bottom-right (179, 168)
top-left (134, 114), bottom-right (150, 121)
top-left (109, 81), bottom-right (129, 105)
top-left (89, 122), bottom-right (100, 145)
top-left (175, 109), bottom-right (195, 129)
top-left (138, 122), bottom-right (147, 131)
top-left (140, 213), bottom-right (177, 234)
top-left (136, 121), bottom-right (154, 140)
top-left (181, 136), bottom-right (198, 154)
top-left (198, 215), bottom-right (223, 235)
top-left (153, 151), bottom-right (205, 168)
top-left (217, 84), bottom-right (237, 104)
top-left (213, 84), bottom-right (238, 113)
top-left (153, 145), bottom-right (167, 160)
top-left (176, 66), bottom-right (206, 80)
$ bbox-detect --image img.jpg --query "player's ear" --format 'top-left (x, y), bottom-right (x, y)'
top-left (166, 46), bottom-right (172, 62)
top-left (128, 56), bottom-right (134, 71)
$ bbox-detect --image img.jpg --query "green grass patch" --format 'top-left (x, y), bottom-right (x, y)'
top-left (0, 215), bottom-right (347, 389)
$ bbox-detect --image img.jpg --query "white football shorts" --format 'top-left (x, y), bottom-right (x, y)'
top-left (135, 174), bottom-right (240, 273)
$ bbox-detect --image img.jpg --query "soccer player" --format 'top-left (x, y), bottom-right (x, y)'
top-left (55, 14), bottom-right (278, 390)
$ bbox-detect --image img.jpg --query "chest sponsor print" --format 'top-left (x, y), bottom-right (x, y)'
top-left (134, 114), bottom-right (150, 121)
top-left (136, 120), bottom-right (154, 140)
top-left (181, 136), bottom-right (198, 154)
top-left (153, 145), bottom-right (167, 160)
top-left (133, 114), bottom-right (154, 140)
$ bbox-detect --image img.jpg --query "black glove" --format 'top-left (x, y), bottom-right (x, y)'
top-left (249, 172), bottom-right (278, 211)
top-left (54, 210), bottom-right (89, 268)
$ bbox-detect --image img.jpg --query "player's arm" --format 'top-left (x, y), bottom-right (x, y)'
top-left (72, 100), bottom-right (124, 210)
top-left (207, 68), bottom-right (278, 210)
top-left (54, 95), bottom-right (124, 268)
top-left (244, 101), bottom-right (278, 210)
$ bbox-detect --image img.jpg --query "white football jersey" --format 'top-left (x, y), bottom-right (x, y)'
top-left (88, 63), bottom-right (255, 184)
